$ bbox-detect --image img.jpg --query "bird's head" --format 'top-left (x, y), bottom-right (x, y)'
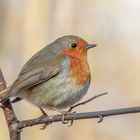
top-left (55, 35), bottom-right (97, 59)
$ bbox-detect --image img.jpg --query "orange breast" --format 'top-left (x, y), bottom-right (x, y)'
top-left (70, 57), bottom-right (90, 85)
top-left (59, 39), bottom-right (90, 85)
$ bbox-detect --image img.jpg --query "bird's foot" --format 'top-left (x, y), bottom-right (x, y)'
top-left (61, 110), bottom-right (76, 127)
top-left (39, 108), bottom-right (51, 130)
top-left (48, 107), bottom-right (70, 125)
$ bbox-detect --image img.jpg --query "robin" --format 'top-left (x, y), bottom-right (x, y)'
top-left (0, 35), bottom-right (96, 116)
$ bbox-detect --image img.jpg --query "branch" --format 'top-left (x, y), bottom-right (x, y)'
top-left (1, 68), bottom-right (140, 139)
top-left (12, 106), bottom-right (140, 130)
top-left (69, 92), bottom-right (108, 112)
top-left (0, 69), bottom-right (21, 140)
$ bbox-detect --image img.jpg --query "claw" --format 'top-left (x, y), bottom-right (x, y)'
top-left (39, 108), bottom-right (51, 130)
top-left (61, 114), bottom-right (69, 124)
top-left (40, 122), bottom-right (51, 130)
top-left (61, 111), bottom-right (76, 127)
top-left (67, 120), bottom-right (74, 127)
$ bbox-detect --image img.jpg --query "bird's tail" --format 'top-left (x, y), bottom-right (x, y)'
top-left (0, 88), bottom-right (10, 103)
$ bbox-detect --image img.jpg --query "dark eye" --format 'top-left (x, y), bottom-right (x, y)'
top-left (71, 43), bottom-right (77, 48)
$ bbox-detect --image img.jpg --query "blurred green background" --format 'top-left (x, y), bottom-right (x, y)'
top-left (0, 0), bottom-right (140, 140)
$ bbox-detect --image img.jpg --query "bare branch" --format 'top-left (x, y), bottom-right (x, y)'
top-left (13, 106), bottom-right (140, 130)
top-left (1, 68), bottom-right (140, 140)
top-left (0, 69), bottom-right (21, 140)
top-left (69, 92), bottom-right (108, 112)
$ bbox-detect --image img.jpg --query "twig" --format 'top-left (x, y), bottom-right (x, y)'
top-left (69, 92), bottom-right (108, 112)
top-left (0, 69), bottom-right (20, 140)
top-left (14, 106), bottom-right (140, 130)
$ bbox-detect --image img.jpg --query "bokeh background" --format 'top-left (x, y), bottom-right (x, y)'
top-left (0, 0), bottom-right (140, 140)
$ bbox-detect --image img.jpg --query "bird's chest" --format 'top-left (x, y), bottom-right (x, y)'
top-left (69, 56), bottom-right (90, 85)
top-left (47, 58), bottom-right (91, 108)
top-left (44, 65), bottom-right (90, 108)
top-left (25, 58), bottom-right (90, 108)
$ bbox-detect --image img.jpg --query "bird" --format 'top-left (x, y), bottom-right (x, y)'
top-left (0, 35), bottom-right (96, 115)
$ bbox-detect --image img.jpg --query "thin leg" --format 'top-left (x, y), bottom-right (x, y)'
top-left (49, 106), bottom-right (75, 126)
top-left (50, 106), bottom-right (68, 114)
top-left (40, 108), bottom-right (48, 116)
top-left (39, 108), bottom-right (50, 130)
top-left (47, 106), bottom-right (69, 124)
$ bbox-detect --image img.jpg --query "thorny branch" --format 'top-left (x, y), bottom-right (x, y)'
top-left (1, 69), bottom-right (140, 140)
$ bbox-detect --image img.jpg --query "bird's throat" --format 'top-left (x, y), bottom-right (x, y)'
top-left (70, 57), bottom-right (90, 85)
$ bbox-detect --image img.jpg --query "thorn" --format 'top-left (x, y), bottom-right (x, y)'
top-left (98, 115), bottom-right (103, 123)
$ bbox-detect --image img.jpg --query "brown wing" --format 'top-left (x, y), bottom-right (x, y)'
top-left (8, 65), bottom-right (62, 97)
top-left (7, 45), bottom-right (65, 97)
top-left (0, 65), bottom-right (62, 103)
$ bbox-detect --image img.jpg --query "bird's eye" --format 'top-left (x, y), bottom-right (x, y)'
top-left (71, 43), bottom-right (77, 48)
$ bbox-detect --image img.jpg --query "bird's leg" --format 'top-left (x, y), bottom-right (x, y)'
top-left (40, 108), bottom-right (48, 117)
top-left (39, 108), bottom-right (51, 130)
top-left (50, 106), bottom-right (75, 126)
top-left (48, 106), bottom-right (69, 124)
top-left (50, 106), bottom-right (68, 114)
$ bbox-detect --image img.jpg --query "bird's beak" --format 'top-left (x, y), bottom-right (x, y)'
top-left (86, 43), bottom-right (97, 49)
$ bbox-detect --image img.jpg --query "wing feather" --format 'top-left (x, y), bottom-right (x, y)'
top-left (8, 66), bottom-right (61, 96)
top-left (7, 45), bottom-right (65, 97)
